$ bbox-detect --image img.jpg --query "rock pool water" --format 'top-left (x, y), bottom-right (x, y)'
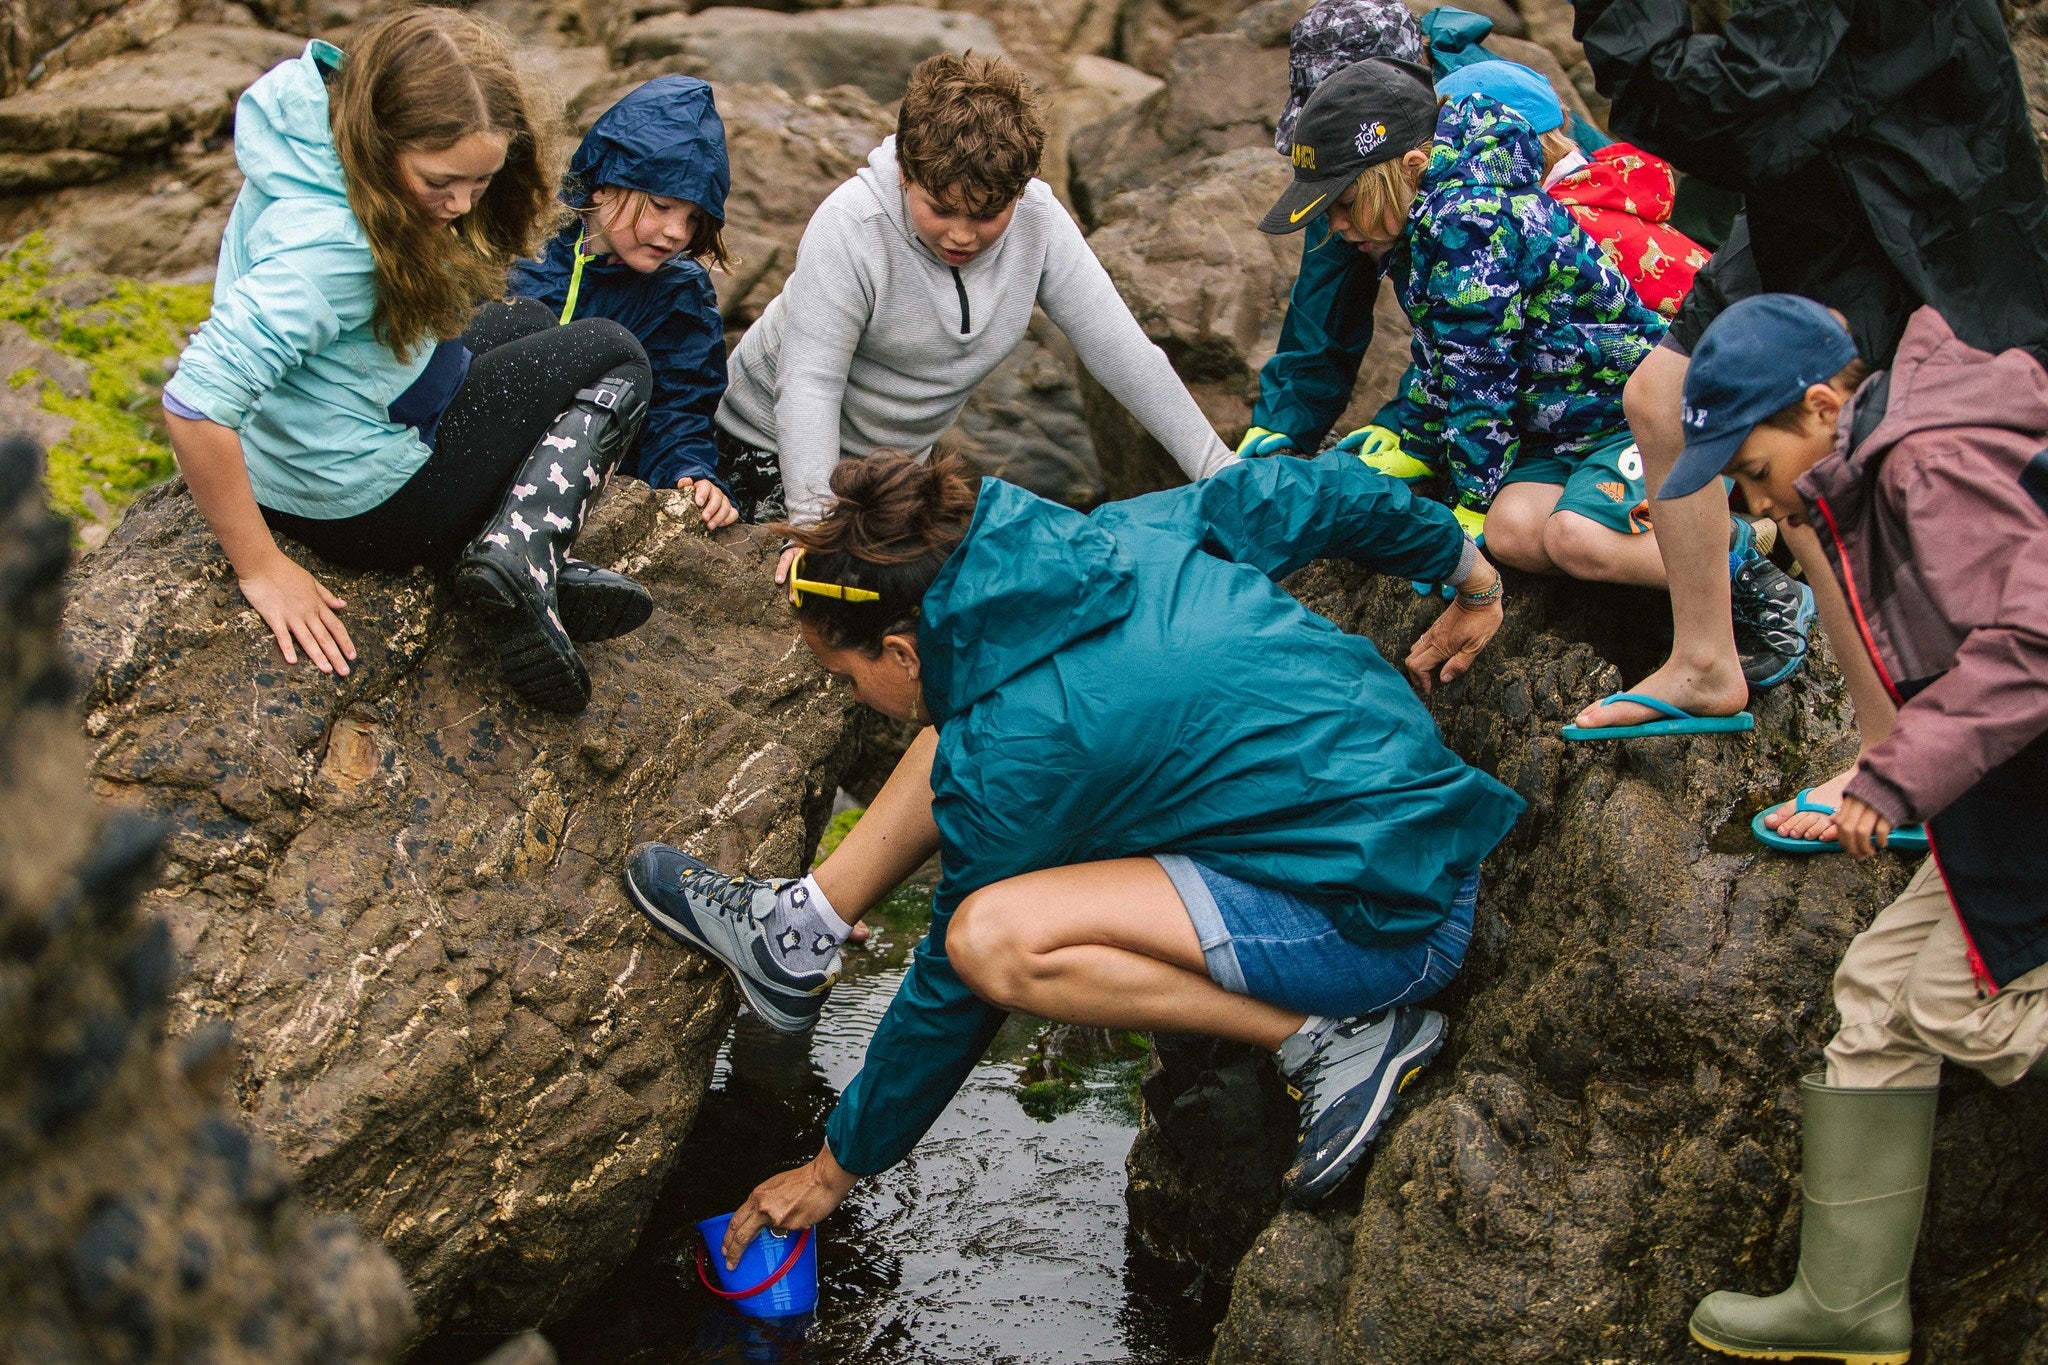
top-left (421, 883), bottom-right (1226, 1365)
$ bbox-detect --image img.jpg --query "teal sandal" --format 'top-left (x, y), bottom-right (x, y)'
top-left (1561, 691), bottom-right (1756, 741)
top-left (1751, 788), bottom-right (1931, 854)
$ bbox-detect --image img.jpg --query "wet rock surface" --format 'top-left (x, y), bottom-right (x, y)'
top-left (0, 434), bottom-right (415, 1363)
top-left (59, 479), bottom-right (859, 1335)
top-left (1131, 567), bottom-right (2048, 1363)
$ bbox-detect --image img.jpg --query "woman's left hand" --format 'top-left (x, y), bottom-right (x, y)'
top-left (1833, 794), bottom-right (1894, 859)
top-left (1405, 598), bottom-right (1501, 692)
top-left (723, 1143), bottom-right (858, 1269)
top-left (677, 476), bottom-right (738, 530)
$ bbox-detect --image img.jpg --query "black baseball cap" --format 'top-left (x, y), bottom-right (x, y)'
top-left (1259, 57), bottom-right (1437, 235)
top-left (1661, 294), bottom-right (1862, 499)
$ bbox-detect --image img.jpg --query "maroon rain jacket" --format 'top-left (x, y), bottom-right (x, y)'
top-left (1799, 306), bottom-right (2048, 991)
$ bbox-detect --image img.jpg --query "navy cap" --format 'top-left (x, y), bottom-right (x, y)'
top-left (1260, 57), bottom-right (1437, 234)
top-left (1662, 294), bottom-right (1860, 499)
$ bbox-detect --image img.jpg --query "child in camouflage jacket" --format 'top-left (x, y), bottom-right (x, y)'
top-left (1373, 95), bottom-right (1673, 585)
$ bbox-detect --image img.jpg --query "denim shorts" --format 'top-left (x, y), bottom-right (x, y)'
top-left (1155, 856), bottom-right (1478, 1019)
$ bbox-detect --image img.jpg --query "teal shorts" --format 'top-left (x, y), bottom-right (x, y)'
top-left (1498, 435), bottom-right (1650, 535)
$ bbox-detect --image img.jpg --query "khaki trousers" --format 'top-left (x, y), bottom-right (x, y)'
top-left (1827, 858), bottom-right (2048, 1088)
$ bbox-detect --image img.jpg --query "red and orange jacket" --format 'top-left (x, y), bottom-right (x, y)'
top-left (1547, 143), bottom-right (1710, 320)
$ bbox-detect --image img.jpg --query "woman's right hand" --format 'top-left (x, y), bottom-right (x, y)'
top-left (238, 552), bottom-right (356, 675)
top-left (774, 543), bottom-right (801, 586)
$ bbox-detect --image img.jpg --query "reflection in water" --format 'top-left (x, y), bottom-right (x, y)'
top-left (530, 886), bottom-right (1226, 1365)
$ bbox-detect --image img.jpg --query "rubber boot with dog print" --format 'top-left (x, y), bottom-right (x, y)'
top-left (454, 369), bottom-right (649, 712)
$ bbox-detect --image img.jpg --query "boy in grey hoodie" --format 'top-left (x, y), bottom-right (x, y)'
top-left (715, 52), bottom-right (1236, 529)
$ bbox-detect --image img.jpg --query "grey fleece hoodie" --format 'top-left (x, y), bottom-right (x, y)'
top-left (716, 137), bottom-right (1237, 522)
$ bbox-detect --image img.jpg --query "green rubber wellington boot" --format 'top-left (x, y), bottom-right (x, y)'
top-left (1689, 1074), bottom-right (1938, 1365)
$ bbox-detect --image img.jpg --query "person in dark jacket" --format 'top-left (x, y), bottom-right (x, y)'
top-left (1564, 0), bottom-right (2048, 743)
top-left (1662, 295), bottom-right (2048, 1364)
top-left (510, 75), bottom-right (736, 529)
top-left (623, 450), bottom-right (1523, 1263)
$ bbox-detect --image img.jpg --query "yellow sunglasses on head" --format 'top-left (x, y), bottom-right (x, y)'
top-left (787, 548), bottom-right (882, 608)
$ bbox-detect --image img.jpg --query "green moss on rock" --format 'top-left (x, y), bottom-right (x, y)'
top-left (0, 235), bottom-right (210, 527)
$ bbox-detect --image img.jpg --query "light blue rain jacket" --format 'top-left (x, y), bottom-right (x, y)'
top-left (165, 41), bottom-right (439, 519)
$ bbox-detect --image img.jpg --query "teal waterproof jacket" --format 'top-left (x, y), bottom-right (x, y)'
top-left (165, 41), bottom-right (439, 519)
top-left (822, 454), bottom-right (1525, 1175)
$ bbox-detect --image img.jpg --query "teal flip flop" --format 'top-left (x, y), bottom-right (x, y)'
top-left (1560, 691), bottom-right (1756, 741)
top-left (1750, 788), bottom-right (1931, 854)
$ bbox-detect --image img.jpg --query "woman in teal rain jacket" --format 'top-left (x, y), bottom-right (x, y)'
top-left (623, 450), bottom-right (1524, 1262)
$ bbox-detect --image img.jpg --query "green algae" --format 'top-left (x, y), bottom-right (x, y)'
top-left (0, 236), bottom-right (211, 529)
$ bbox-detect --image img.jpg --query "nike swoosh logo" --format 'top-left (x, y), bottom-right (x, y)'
top-left (1289, 194), bottom-right (1328, 224)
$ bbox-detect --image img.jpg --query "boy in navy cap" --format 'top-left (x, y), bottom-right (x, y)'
top-left (1565, 0), bottom-right (2048, 745)
top-left (1670, 294), bottom-right (2048, 1363)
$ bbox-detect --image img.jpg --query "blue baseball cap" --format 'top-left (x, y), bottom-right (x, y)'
top-left (1661, 294), bottom-right (1861, 499)
top-left (1435, 60), bottom-right (1563, 134)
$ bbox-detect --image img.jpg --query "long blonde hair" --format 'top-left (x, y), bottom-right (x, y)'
top-left (328, 8), bottom-right (554, 360)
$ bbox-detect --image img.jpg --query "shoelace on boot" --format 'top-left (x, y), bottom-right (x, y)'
top-left (679, 866), bottom-right (770, 924)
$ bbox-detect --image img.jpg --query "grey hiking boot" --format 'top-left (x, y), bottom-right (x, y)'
top-left (1277, 1007), bottom-right (1446, 1205)
top-left (623, 843), bottom-right (837, 1033)
top-left (1732, 554), bottom-right (1817, 689)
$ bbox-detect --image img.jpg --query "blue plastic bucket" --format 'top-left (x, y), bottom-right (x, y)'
top-left (694, 1213), bottom-right (818, 1318)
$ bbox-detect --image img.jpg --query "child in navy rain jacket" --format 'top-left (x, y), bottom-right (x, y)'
top-left (511, 76), bottom-right (736, 527)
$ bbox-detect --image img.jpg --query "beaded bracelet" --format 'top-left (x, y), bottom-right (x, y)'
top-left (1454, 578), bottom-right (1503, 611)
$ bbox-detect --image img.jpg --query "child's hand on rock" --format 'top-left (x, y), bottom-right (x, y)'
top-left (677, 477), bottom-right (737, 530)
top-left (239, 553), bottom-right (355, 676)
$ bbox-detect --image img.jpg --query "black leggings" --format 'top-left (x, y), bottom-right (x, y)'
top-left (262, 300), bottom-right (650, 571)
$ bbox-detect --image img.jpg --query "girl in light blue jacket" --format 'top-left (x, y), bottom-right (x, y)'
top-left (164, 8), bottom-right (655, 714)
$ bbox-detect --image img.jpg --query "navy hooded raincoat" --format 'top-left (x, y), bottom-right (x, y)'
top-left (510, 76), bottom-right (731, 490)
top-left (822, 452), bottom-right (1525, 1175)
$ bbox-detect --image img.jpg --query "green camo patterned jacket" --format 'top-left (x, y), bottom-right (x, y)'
top-left (1375, 96), bottom-right (1666, 513)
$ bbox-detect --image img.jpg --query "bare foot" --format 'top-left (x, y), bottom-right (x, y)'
top-left (1572, 653), bottom-right (1750, 730)
top-left (1759, 765), bottom-right (1856, 846)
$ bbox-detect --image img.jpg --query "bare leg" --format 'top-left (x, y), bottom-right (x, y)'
top-left (1475, 484), bottom-right (1670, 586)
top-left (1541, 510), bottom-right (1670, 587)
top-left (1572, 345), bottom-right (1750, 728)
top-left (811, 726), bottom-right (941, 927)
top-left (1483, 481), bottom-right (1565, 574)
top-left (1760, 523), bottom-right (1901, 843)
top-left (947, 858), bottom-right (1306, 1050)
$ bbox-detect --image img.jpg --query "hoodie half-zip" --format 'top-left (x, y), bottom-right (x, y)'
top-left (951, 267), bottom-right (970, 334)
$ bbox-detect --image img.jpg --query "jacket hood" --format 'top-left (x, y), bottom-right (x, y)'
top-left (1805, 307), bottom-right (2048, 502)
top-left (918, 480), bottom-right (1137, 724)
top-left (1420, 6), bottom-right (1495, 75)
top-left (567, 76), bottom-right (729, 221)
top-left (1548, 142), bottom-right (1677, 224)
top-left (233, 40), bottom-right (350, 205)
top-left (1423, 94), bottom-right (1545, 199)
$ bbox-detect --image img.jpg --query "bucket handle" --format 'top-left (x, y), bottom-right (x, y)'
top-left (695, 1226), bottom-right (813, 1301)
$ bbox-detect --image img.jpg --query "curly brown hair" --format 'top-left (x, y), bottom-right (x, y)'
top-left (895, 52), bottom-right (1046, 216)
top-left (328, 8), bottom-right (555, 361)
top-left (773, 453), bottom-right (981, 657)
